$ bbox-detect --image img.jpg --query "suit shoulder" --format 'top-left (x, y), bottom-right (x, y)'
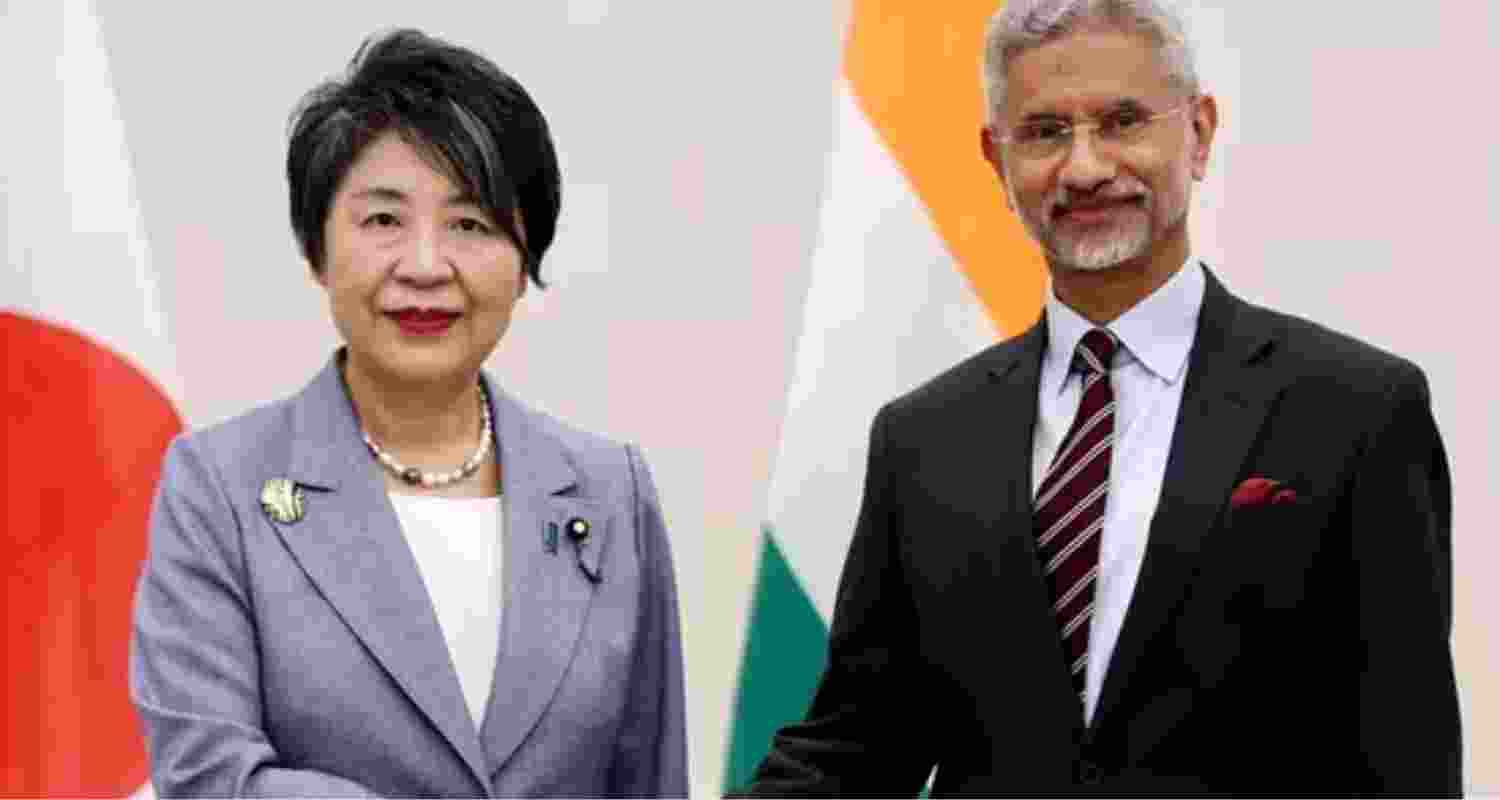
top-left (1253, 303), bottom-right (1426, 389)
top-left (524, 404), bottom-right (629, 462)
top-left (511, 400), bottom-right (641, 494)
top-left (882, 333), bottom-right (1032, 420)
top-left (168, 393), bottom-right (299, 484)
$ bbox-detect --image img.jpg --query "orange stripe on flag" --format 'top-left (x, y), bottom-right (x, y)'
top-left (844, 0), bottom-right (1046, 337)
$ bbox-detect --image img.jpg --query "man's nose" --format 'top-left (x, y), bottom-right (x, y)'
top-left (1058, 127), bottom-right (1117, 192)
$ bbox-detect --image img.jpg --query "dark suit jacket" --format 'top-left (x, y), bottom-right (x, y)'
top-left (740, 268), bottom-right (1460, 797)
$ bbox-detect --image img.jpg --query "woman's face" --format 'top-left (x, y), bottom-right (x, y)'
top-left (318, 130), bottom-right (525, 389)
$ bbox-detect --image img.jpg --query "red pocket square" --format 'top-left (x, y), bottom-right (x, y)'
top-left (1231, 477), bottom-right (1298, 509)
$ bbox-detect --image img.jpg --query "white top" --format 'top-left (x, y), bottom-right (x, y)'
top-left (1032, 259), bottom-right (1205, 724)
top-left (388, 492), bottom-right (505, 728)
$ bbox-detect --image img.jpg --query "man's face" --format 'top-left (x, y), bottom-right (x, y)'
top-left (982, 26), bottom-right (1215, 274)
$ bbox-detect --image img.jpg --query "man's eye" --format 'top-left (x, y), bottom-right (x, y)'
top-left (1101, 112), bottom-right (1147, 136)
top-left (362, 212), bottom-right (399, 228)
top-left (1020, 121), bottom-right (1069, 142)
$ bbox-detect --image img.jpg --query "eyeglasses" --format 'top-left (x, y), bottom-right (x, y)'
top-left (996, 98), bottom-right (1196, 160)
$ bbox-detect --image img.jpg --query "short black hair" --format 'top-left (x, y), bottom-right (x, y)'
top-left (286, 29), bottom-right (560, 287)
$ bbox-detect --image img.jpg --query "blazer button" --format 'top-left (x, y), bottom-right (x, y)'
top-left (1076, 759), bottom-right (1102, 785)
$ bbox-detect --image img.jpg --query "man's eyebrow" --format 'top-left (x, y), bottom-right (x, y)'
top-left (1020, 98), bottom-right (1150, 121)
top-left (1020, 110), bottom-right (1072, 122)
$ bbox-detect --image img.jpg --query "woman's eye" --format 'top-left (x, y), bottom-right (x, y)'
top-left (454, 218), bottom-right (491, 235)
top-left (362, 212), bottom-right (400, 228)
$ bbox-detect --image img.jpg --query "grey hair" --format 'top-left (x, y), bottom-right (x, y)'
top-left (982, 0), bottom-right (1199, 119)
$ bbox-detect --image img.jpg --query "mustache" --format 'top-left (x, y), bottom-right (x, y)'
top-left (1049, 180), bottom-right (1150, 214)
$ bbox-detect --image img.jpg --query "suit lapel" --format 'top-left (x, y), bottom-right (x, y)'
top-left (477, 378), bottom-right (605, 777)
top-left (976, 323), bottom-right (1091, 722)
top-left (985, 321), bottom-right (1048, 530)
top-left (270, 356), bottom-right (492, 795)
top-left (1091, 269), bottom-right (1285, 731)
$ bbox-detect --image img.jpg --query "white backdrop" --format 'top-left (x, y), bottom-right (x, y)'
top-left (7, 0), bottom-right (1497, 794)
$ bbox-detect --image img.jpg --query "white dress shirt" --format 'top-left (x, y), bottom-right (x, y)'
top-left (1031, 259), bottom-right (1205, 724)
top-left (388, 492), bottom-right (505, 728)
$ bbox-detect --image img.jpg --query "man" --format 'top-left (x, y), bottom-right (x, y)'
top-left (737, 0), bottom-right (1460, 795)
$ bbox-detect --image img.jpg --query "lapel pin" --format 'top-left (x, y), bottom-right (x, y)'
top-left (566, 517), bottom-right (602, 584)
top-left (566, 517), bottom-right (590, 543)
top-left (544, 522), bottom-right (560, 554)
top-left (260, 478), bottom-right (305, 524)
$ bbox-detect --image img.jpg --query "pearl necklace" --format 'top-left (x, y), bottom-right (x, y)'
top-left (361, 382), bottom-right (493, 489)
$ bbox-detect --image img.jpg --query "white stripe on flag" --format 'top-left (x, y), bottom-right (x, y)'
top-left (765, 78), bottom-right (996, 622)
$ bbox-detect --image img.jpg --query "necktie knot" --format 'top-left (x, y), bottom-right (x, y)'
top-left (1074, 329), bottom-right (1118, 376)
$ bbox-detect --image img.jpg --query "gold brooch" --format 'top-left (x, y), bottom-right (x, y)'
top-left (260, 478), bottom-right (305, 524)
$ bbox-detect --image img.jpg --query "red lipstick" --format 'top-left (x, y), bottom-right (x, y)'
top-left (386, 309), bottom-right (460, 336)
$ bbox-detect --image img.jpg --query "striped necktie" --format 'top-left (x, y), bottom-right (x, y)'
top-left (1034, 328), bottom-right (1118, 703)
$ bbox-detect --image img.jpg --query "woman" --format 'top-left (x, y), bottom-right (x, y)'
top-left (129, 29), bottom-right (687, 797)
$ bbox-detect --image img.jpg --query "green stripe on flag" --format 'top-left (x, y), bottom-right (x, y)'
top-left (722, 526), bottom-right (828, 792)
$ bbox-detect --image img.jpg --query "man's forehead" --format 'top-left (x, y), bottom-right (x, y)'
top-left (1005, 27), bottom-right (1177, 115)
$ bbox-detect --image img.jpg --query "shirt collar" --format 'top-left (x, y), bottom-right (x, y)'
top-left (1042, 256), bottom-right (1205, 393)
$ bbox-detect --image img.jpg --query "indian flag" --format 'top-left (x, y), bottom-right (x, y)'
top-left (723, 0), bottom-right (1045, 791)
top-left (2, 0), bottom-right (182, 795)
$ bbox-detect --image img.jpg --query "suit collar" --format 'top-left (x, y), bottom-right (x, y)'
top-left (1042, 257), bottom-right (1205, 389)
top-left (484, 370), bottom-right (578, 500)
top-left (286, 353), bottom-right (364, 491)
top-left (985, 316), bottom-right (1049, 385)
top-left (1091, 265), bottom-right (1284, 732)
top-left (285, 354), bottom-right (581, 498)
top-left (1192, 265), bottom-right (1280, 370)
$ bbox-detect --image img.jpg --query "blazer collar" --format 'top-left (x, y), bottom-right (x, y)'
top-left (985, 315), bottom-right (1049, 387)
top-left (484, 370), bottom-right (579, 501)
top-left (285, 354), bottom-right (580, 499)
top-left (285, 353), bottom-right (365, 492)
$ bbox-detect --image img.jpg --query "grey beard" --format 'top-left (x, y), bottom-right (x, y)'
top-left (1049, 222), bottom-right (1151, 272)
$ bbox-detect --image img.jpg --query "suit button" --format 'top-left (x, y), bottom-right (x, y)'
top-left (1076, 760), bottom-right (1102, 784)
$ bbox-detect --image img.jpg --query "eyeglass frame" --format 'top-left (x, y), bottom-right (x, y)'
top-left (993, 95), bottom-right (1199, 160)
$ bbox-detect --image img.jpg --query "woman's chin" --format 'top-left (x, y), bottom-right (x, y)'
top-left (349, 345), bottom-right (479, 388)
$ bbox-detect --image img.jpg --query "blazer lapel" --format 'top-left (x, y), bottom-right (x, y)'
top-left (1091, 268), bottom-right (1286, 731)
top-left (477, 378), bottom-right (605, 777)
top-left (271, 356), bottom-right (492, 795)
top-left (975, 323), bottom-right (1091, 723)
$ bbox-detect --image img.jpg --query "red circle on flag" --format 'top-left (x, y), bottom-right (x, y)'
top-left (2, 311), bottom-right (181, 796)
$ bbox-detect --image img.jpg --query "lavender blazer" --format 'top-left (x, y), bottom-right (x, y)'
top-left (130, 356), bottom-right (688, 797)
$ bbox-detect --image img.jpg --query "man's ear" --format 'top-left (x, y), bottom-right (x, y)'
top-left (980, 125), bottom-right (1013, 209)
top-left (1189, 93), bottom-right (1219, 182)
